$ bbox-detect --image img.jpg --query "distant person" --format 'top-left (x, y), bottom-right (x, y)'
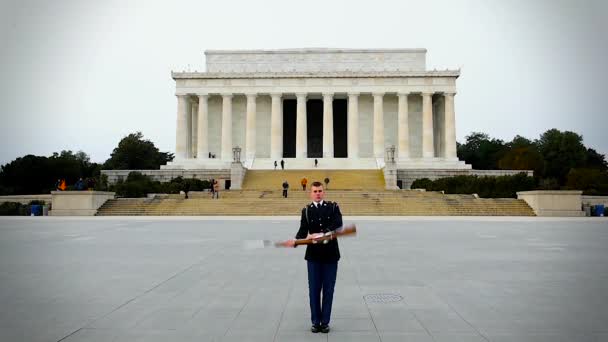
top-left (314, 159), bottom-right (318, 168)
top-left (87, 177), bottom-right (96, 190)
top-left (274, 160), bottom-right (278, 170)
top-left (301, 177), bottom-right (308, 191)
top-left (212, 179), bottom-right (220, 199)
top-left (183, 181), bottom-right (190, 199)
top-left (75, 178), bottom-right (84, 191)
top-left (55, 179), bottom-right (61, 191)
top-left (324, 177), bottom-right (330, 189)
top-left (282, 180), bottom-right (289, 198)
top-left (281, 159), bottom-right (285, 170)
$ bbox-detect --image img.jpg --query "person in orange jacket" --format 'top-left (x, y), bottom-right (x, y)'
top-left (59, 179), bottom-right (67, 191)
top-left (301, 177), bottom-right (308, 191)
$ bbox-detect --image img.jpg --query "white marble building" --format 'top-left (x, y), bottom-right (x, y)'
top-left (163, 48), bottom-right (470, 171)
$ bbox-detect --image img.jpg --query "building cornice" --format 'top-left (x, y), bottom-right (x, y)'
top-left (172, 70), bottom-right (460, 80)
top-left (204, 48), bottom-right (428, 55)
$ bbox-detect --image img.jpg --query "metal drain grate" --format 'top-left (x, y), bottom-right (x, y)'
top-left (364, 294), bottom-right (403, 303)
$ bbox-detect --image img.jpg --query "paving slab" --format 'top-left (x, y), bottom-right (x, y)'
top-left (0, 216), bottom-right (607, 342)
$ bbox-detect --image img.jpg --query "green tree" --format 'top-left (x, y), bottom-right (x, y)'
top-left (585, 148), bottom-right (608, 171)
top-left (457, 132), bottom-right (506, 170)
top-left (103, 132), bottom-right (174, 170)
top-left (566, 168), bottom-right (608, 195)
top-left (498, 136), bottom-right (544, 175)
top-left (536, 129), bottom-right (587, 182)
top-left (0, 150), bottom-right (99, 195)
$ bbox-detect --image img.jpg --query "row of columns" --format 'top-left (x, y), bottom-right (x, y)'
top-left (175, 92), bottom-right (457, 161)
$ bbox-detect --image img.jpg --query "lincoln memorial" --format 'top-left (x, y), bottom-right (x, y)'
top-left (163, 48), bottom-right (471, 172)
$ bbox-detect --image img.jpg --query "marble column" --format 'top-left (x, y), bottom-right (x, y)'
top-left (444, 92), bottom-right (457, 160)
top-left (397, 93), bottom-right (410, 159)
top-left (196, 94), bottom-right (209, 160)
top-left (221, 94), bottom-right (233, 160)
top-left (373, 93), bottom-right (385, 158)
top-left (191, 100), bottom-right (198, 158)
top-left (347, 93), bottom-right (359, 158)
top-left (270, 93), bottom-right (283, 160)
top-left (422, 92), bottom-right (435, 158)
top-left (296, 93), bottom-right (307, 158)
top-left (322, 93), bottom-right (334, 158)
top-left (185, 97), bottom-right (193, 158)
top-left (175, 95), bottom-right (189, 160)
top-left (245, 93), bottom-right (257, 161)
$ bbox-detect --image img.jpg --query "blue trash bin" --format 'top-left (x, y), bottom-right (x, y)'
top-left (30, 205), bottom-right (42, 216)
top-left (595, 204), bottom-right (605, 217)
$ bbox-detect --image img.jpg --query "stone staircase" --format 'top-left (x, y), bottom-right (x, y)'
top-left (96, 190), bottom-right (535, 216)
top-left (241, 170), bottom-right (386, 190)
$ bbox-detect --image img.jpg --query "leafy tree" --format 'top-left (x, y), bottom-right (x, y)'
top-left (0, 155), bottom-right (50, 194)
top-left (457, 132), bottom-right (506, 170)
top-left (566, 168), bottom-right (608, 195)
top-left (536, 129), bottom-right (587, 182)
top-left (0, 150), bottom-right (99, 195)
top-left (103, 132), bottom-right (174, 170)
top-left (585, 148), bottom-right (608, 171)
top-left (498, 136), bottom-right (544, 176)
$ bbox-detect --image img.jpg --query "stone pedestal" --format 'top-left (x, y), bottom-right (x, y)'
top-left (50, 191), bottom-right (115, 216)
top-left (383, 163), bottom-right (399, 190)
top-left (516, 190), bottom-right (585, 217)
top-left (230, 162), bottom-right (246, 190)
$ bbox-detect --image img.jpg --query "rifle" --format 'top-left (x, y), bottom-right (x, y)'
top-left (244, 224), bottom-right (357, 249)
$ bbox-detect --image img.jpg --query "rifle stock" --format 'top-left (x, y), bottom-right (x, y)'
top-left (275, 224), bottom-right (357, 247)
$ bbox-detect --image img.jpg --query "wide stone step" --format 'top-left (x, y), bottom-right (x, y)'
top-left (96, 192), bottom-right (535, 216)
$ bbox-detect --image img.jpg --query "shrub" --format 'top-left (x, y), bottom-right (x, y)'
top-left (0, 202), bottom-right (28, 216)
top-left (410, 173), bottom-right (537, 198)
top-left (109, 172), bottom-right (211, 197)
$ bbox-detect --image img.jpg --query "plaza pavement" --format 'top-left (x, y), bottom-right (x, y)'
top-left (0, 216), bottom-right (607, 342)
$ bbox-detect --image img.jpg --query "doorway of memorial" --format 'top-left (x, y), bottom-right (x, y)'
top-left (282, 99), bottom-right (296, 158)
top-left (307, 99), bottom-right (323, 158)
top-left (333, 99), bottom-right (347, 158)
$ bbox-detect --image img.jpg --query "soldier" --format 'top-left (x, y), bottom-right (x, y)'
top-left (286, 181), bottom-right (343, 334)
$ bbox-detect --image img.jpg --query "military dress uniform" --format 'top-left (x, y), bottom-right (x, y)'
top-left (294, 200), bottom-right (343, 329)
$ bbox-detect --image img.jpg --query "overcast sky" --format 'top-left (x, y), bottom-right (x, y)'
top-left (1, 0), bottom-right (606, 165)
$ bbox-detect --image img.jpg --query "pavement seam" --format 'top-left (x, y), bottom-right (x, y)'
top-left (425, 283), bottom-right (492, 342)
top-left (53, 246), bottom-right (220, 342)
top-left (271, 268), bottom-right (297, 342)
top-left (221, 281), bottom-right (254, 338)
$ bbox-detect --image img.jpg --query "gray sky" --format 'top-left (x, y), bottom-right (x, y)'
top-left (1, 0), bottom-right (606, 165)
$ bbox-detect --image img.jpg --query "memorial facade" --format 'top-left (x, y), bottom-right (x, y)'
top-left (164, 48), bottom-right (470, 171)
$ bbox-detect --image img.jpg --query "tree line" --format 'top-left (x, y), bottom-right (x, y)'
top-left (0, 132), bottom-right (173, 195)
top-left (1, 129), bottom-right (606, 196)
top-left (411, 129), bottom-right (607, 196)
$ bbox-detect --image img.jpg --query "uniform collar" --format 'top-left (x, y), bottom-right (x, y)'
top-left (312, 200), bottom-right (324, 207)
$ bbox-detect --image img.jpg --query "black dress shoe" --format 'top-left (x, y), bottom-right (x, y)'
top-left (320, 324), bottom-right (330, 333)
top-left (311, 324), bottom-right (321, 333)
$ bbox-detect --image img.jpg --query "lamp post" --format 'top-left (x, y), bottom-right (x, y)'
top-left (386, 145), bottom-right (396, 164)
top-left (232, 146), bottom-right (241, 163)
